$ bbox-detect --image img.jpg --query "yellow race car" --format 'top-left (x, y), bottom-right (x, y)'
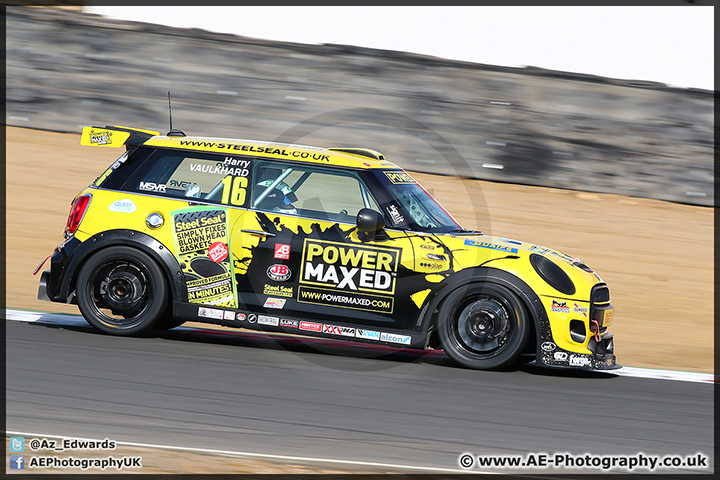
top-left (36, 125), bottom-right (618, 371)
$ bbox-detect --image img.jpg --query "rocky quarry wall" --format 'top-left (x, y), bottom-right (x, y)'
top-left (6, 7), bottom-right (714, 206)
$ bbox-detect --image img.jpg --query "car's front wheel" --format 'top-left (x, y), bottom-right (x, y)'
top-left (437, 283), bottom-right (530, 370)
top-left (76, 246), bottom-right (169, 335)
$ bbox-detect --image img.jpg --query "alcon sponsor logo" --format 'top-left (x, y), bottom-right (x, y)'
top-left (380, 332), bottom-right (411, 345)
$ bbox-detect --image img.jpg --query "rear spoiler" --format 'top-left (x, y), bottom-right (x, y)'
top-left (80, 125), bottom-right (160, 148)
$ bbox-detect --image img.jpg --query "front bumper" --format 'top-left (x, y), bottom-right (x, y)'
top-left (539, 333), bottom-right (621, 370)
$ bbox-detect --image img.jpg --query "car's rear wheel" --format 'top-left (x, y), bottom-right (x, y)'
top-left (437, 283), bottom-right (530, 370)
top-left (76, 246), bottom-right (169, 335)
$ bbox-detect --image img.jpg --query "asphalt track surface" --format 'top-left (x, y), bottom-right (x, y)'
top-left (6, 314), bottom-right (714, 474)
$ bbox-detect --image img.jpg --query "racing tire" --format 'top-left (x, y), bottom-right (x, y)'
top-left (437, 283), bottom-right (530, 370)
top-left (76, 246), bottom-right (169, 336)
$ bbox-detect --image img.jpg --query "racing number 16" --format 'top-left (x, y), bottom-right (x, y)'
top-left (220, 176), bottom-right (247, 206)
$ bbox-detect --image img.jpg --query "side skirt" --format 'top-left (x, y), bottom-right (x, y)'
top-left (173, 301), bottom-right (428, 350)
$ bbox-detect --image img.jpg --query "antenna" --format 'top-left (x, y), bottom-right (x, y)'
top-left (168, 91), bottom-right (173, 131)
top-left (166, 91), bottom-right (186, 137)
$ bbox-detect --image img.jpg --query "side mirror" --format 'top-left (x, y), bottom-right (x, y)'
top-left (356, 209), bottom-right (386, 242)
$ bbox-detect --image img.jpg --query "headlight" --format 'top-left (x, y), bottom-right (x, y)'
top-left (529, 254), bottom-right (576, 295)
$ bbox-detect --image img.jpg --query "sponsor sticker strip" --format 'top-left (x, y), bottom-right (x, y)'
top-left (196, 306), bottom-right (412, 345)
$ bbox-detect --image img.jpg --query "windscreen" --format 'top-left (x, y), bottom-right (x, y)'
top-left (363, 170), bottom-right (463, 233)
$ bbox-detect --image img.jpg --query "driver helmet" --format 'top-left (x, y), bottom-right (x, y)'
top-left (256, 179), bottom-right (298, 215)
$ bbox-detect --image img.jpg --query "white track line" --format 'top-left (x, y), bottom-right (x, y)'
top-left (5, 309), bottom-right (714, 383)
top-left (5, 430), bottom-right (471, 474)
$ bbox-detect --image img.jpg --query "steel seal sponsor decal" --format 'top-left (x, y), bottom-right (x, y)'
top-left (177, 140), bottom-right (330, 161)
top-left (172, 206), bottom-right (237, 308)
top-left (464, 239), bottom-right (518, 254)
top-left (298, 239), bottom-right (399, 314)
top-left (263, 284), bottom-right (293, 297)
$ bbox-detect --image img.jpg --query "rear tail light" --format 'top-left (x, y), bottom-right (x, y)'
top-left (64, 194), bottom-right (92, 237)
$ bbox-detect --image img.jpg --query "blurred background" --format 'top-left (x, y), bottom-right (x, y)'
top-left (6, 4), bottom-right (714, 205)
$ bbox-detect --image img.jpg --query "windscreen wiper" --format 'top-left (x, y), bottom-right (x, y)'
top-left (445, 228), bottom-right (483, 235)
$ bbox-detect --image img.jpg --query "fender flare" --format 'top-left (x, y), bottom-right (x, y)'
top-left (417, 267), bottom-right (550, 354)
top-left (59, 229), bottom-right (188, 303)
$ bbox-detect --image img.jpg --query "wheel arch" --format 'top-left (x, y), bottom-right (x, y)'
top-left (418, 267), bottom-right (546, 353)
top-left (60, 229), bottom-right (187, 305)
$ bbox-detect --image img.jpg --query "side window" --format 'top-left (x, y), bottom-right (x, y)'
top-left (110, 149), bottom-right (253, 207)
top-left (252, 161), bottom-right (380, 223)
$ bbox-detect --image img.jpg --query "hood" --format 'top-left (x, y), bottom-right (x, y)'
top-left (427, 233), bottom-right (604, 297)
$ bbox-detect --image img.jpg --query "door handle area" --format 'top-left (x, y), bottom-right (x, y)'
top-left (241, 229), bottom-right (276, 238)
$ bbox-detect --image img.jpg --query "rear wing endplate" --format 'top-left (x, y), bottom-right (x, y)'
top-left (80, 125), bottom-right (160, 148)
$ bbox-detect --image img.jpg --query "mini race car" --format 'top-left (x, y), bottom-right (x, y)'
top-left (36, 125), bottom-right (619, 371)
